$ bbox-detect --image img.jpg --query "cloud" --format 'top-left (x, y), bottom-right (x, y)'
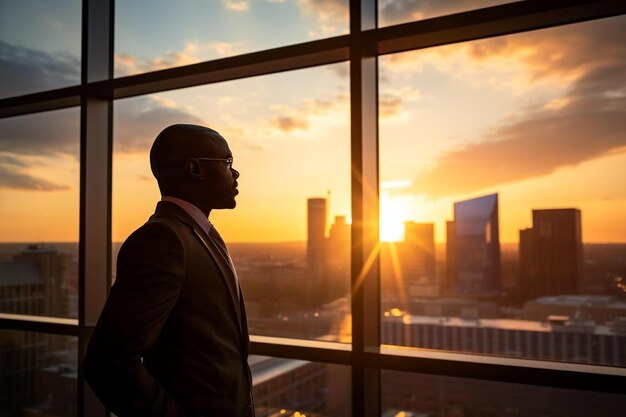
top-left (0, 43), bottom-right (219, 188)
top-left (0, 155), bottom-right (70, 191)
top-left (115, 96), bottom-right (205, 153)
top-left (298, 0), bottom-right (348, 36)
top-left (379, 86), bottom-right (421, 118)
top-left (379, 95), bottom-right (403, 118)
top-left (269, 84), bottom-right (417, 131)
top-left (222, 0), bottom-right (250, 12)
top-left (115, 96), bottom-right (263, 153)
top-left (269, 94), bottom-right (348, 132)
top-left (299, 0), bottom-right (347, 20)
top-left (0, 109), bottom-right (79, 157)
top-left (328, 64), bottom-right (349, 79)
top-left (379, 0), bottom-right (505, 26)
top-left (0, 155), bottom-right (27, 167)
top-left (298, 0), bottom-right (505, 32)
top-left (272, 116), bottom-right (308, 132)
top-left (0, 105), bottom-right (79, 191)
top-left (1, 40), bottom-right (261, 166)
top-left (385, 16), bottom-right (626, 93)
top-left (115, 41), bottom-right (244, 76)
top-left (0, 41), bottom-right (80, 98)
top-left (410, 19), bottom-right (626, 198)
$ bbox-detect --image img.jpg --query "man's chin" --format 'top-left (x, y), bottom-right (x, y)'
top-left (213, 197), bottom-right (237, 210)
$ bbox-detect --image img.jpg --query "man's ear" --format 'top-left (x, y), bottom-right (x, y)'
top-left (185, 159), bottom-right (204, 181)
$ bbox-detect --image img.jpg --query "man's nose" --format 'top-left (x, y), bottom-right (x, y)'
top-left (232, 168), bottom-right (240, 179)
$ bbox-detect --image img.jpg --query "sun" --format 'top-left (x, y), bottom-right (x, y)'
top-left (380, 193), bottom-right (409, 242)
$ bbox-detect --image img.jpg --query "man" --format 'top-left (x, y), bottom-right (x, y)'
top-left (84, 124), bottom-right (254, 416)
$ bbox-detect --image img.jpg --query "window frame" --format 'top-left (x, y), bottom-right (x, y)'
top-left (1, 1), bottom-right (626, 416)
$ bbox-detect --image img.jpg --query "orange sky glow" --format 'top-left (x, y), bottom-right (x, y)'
top-left (1, 16), bottom-right (624, 245)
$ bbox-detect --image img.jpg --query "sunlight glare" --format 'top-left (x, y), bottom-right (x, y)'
top-left (380, 191), bottom-right (410, 242)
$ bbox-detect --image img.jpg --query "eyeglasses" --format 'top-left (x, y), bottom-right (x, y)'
top-left (195, 157), bottom-right (234, 169)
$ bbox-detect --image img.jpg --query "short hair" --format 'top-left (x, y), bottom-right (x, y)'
top-left (150, 124), bottom-right (218, 194)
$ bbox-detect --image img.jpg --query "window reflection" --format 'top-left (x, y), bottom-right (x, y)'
top-left (251, 356), bottom-right (350, 417)
top-left (0, 331), bottom-right (77, 417)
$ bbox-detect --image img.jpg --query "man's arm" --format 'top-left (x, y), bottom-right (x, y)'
top-left (83, 221), bottom-right (186, 417)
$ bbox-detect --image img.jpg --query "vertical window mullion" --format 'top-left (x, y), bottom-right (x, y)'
top-left (79, 1), bottom-right (114, 416)
top-left (351, 1), bottom-right (380, 416)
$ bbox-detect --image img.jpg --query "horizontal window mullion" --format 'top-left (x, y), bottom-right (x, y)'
top-left (0, 313), bottom-right (80, 336)
top-left (250, 339), bottom-right (352, 366)
top-left (366, 0), bottom-right (626, 56)
top-left (107, 35), bottom-right (351, 100)
top-left (365, 350), bottom-right (626, 394)
top-left (0, 86), bottom-right (81, 118)
top-left (248, 338), bottom-right (626, 394)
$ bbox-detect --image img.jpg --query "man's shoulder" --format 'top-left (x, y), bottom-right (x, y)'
top-left (121, 217), bottom-right (189, 252)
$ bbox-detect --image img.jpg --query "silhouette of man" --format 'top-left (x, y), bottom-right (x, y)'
top-left (84, 124), bottom-right (254, 416)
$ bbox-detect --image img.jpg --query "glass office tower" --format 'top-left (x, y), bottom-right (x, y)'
top-left (446, 194), bottom-right (500, 297)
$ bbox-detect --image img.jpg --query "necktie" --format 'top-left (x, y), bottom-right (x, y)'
top-left (208, 226), bottom-right (240, 298)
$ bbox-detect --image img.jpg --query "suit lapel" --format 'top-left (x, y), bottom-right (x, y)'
top-left (191, 228), bottom-right (243, 333)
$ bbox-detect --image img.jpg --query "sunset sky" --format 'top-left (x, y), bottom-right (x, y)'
top-left (0, 1), bottom-right (624, 244)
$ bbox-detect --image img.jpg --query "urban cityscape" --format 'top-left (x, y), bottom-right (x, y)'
top-left (2, 0), bottom-right (626, 415)
top-left (1, 192), bottom-right (624, 416)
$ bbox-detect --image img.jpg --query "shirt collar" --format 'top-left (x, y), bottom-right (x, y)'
top-left (161, 196), bottom-right (212, 236)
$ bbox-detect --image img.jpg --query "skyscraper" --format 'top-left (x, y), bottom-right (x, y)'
top-left (519, 209), bottom-right (583, 301)
top-left (0, 244), bottom-right (73, 416)
top-left (307, 198), bottom-right (327, 307)
top-left (446, 194), bottom-right (500, 298)
top-left (12, 244), bottom-right (70, 317)
top-left (402, 222), bottom-right (437, 298)
top-left (327, 215), bottom-right (350, 301)
top-left (381, 222), bottom-right (437, 312)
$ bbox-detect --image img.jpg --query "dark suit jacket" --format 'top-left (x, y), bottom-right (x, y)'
top-left (84, 201), bottom-right (253, 417)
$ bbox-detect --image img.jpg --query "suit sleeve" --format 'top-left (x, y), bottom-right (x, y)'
top-left (84, 221), bottom-right (187, 417)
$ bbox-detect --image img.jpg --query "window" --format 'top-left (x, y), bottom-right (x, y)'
top-left (0, 0), bottom-right (81, 98)
top-left (113, 64), bottom-right (351, 342)
top-left (0, 330), bottom-right (77, 416)
top-left (379, 16), bottom-right (626, 367)
top-left (382, 370), bottom-right (626, 417)
top-left (1, 1), bottom-right (624, 416)
top-left (115, 0), bottom-right (349, 77)
top-left (0, 109), bottom-right (80, 319)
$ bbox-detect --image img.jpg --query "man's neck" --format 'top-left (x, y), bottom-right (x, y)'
top-left (161, 196), bottom-right (212, 231)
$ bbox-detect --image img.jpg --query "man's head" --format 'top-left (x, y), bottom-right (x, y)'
top-left (150, 124), bottom-right (239, 214)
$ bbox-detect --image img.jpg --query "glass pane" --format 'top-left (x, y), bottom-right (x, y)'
top-left (382, 370), bottom-right (626, 417)
top-left (0, 109), bottom-right (80, 319)
top-left (0, 0), bottom-right (81, 98)
top-left (378, 0), bottom-right (518, 27)
top-left (379, 16), bottom-right (626, 366)
top-left (252, 356), bottom-right (350, 417)
top-left (0, 330), bottom-right (77, 417)
top-left (113, 63), bottom-right (351, 342)
top-left (115, 0), bottom-right (349, 77)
